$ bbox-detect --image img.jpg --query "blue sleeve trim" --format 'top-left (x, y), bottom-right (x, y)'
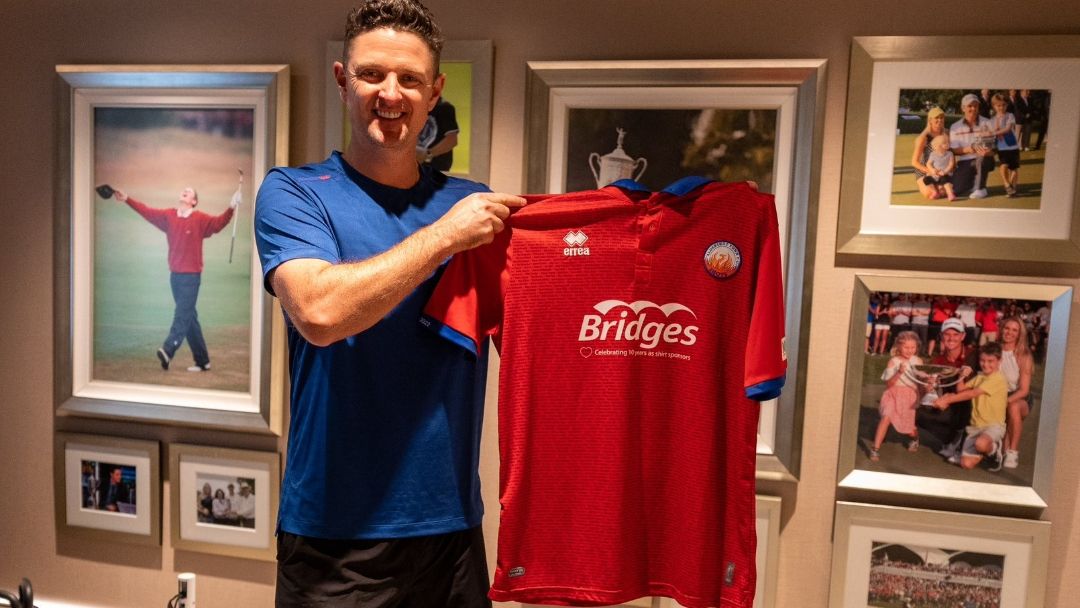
top-left (420, 315), bottom-right (479, 357)
top-left (610, 179), bottom-right (650, 192)
top-left (663, 176), bottom-right (715, 196)
top-left (746, 376), bottom-right (785, 401)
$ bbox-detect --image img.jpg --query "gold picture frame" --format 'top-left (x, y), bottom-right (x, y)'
top-left (829, 502), bottom-right (1050, 608)
top-left (835, 35), bottom-right (1080, 276)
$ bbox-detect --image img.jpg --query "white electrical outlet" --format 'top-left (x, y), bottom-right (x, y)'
top-left (178, 573), bottom-right (196, 607)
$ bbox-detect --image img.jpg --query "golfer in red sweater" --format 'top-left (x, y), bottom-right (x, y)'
top-left (113, 186), bottom-right (238, 372)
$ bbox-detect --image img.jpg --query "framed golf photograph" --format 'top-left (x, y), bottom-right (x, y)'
top-left (54, 432), bottom-right (161, 545)
top-left (837, 275), bottom-right (1071, 509)
top-left (169, 443), bottom-right (279, 561)
top-left (524, 59), bottom-right (827, 481)
top-left (324, 39), bottom-right (494, 183)
top-left (54, 65), bottom-right (289, 433)
top-left (835, 35), bottom-right (1080, 276)
top-left (828, 502), bottom-right (1050, 608)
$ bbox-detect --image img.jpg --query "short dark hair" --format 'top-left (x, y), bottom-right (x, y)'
top-left (979, 341), bottom-right (1003, 359)
top-left (343, 0), bottom-right (444, 69)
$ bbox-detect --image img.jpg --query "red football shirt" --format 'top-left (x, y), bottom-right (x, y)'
top-left (423, 178), bottom-right (786, 608)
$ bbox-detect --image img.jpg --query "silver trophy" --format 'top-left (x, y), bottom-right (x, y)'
top-left (902, 363), bottom-right (966, 407)
top-left (588, 128), bottom-right (647, 188)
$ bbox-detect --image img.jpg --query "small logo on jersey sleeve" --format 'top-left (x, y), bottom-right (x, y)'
top-left (704, 241), bottom-right (741, 279)
top-left (563, 229), bottom-right (590, 256)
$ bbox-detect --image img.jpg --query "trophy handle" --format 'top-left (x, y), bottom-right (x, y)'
top-left (632, 158), bottom-right (648, 182)
top-left (588, 153), bottom-right (602, 187)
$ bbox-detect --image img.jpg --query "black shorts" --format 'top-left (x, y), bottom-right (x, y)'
top-left (997, 148), bottom-right (1020, 170)
top-left (276, 526), bottom-right (491, 608)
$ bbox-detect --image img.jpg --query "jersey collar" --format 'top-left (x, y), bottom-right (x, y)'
top-left (608, 176), bottom-right (715, 197)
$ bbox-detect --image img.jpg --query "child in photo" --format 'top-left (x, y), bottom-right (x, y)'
top-left (989, 92), bottom-right (1021, 197)
top-left (870, 331), bottom-right (924, 462)
top-left (933, 341), bottom-right (1009, 471)
top-left (922, 134), bottom-right (957, 201)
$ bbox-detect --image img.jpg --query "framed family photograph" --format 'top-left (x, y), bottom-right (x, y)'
top-left (168, 443), bottom-right (279, 561)
top-left (829, 502), bottom-right (1050, 608)
top-left (837, 275), bottom-right (1071, 509)
top-left (524, 59), bottom-right (827, 481)
top-left (54, 433), bottom-right (161, 545)
top-left (54, 65), bottom-right (289, 433)
top-left (324, 39), bottom-right (494, 182)
top-left (836, 35), bottom-right (1080, 276)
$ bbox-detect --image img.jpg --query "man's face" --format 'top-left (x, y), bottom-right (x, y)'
top-left (963, 101), bottom-right (980, 123)
top-left (941, 329), bottom-right (964, 352)
top-left (336, 28), bottom-right (444, 154)
top-left (111, 469), bottom-right (122, 483)
top-left (179, 188), bottom-right (197, 208)
top-left (979, 353), bottom-right (1001, 375)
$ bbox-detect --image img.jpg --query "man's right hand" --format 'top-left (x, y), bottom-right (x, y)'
top-left (432, 192), bottom-right (526, 254)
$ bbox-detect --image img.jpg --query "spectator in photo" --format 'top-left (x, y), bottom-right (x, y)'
top-left (910, 294), bottom-right (931, 354)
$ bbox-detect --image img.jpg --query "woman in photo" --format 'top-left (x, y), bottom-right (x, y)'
top-left (910, 107), bottom-right (950, 200)
top-left (1000, 317), bottom-right (1035, 469)
top-left (211, 488), bottom-right (231, 524)
top-left (197, 482), bottom-right (213, 523)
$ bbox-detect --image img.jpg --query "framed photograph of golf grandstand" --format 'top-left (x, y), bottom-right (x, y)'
top-left (54, 432), bottom-right (161, 546)
top-left (54, 65), bottom-right (289, 433)
top-left (835, 35), bottom-right (1080, 276)
top-left (523, 59), bottom-right (827, 481)
top-left (828, 502), bottom-right (1050, 608)
top-left (837, 275), bottom-right (1071, 510)
top-left (324, 39), bottom-right (494, 183)
top-left (169, 443), bottom-right (279, 561)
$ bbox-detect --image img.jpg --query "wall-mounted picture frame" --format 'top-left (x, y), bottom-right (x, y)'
top-left (524, 59), bottom-right (827, 481)
top-left (54, 65), bottom-right (289, 434)
top-left (835, 35), bottom-right (1080, 276)
top-left (324, 40), bottom-right (494, 183)
top-left (54, 432), bottom-right (161, 545)
top-left (838, 275), bottom-right (1071, 509)
top-left (829, 502), bottom-right (1050, 608)
top-left (168, 443), bottom-right (279, 561)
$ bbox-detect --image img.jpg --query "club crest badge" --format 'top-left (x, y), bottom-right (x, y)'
top-left (703, 241), bottom-right (741, 279)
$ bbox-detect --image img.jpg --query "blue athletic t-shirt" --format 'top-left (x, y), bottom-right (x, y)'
top-left (254, 152), bottom-right (489, 539)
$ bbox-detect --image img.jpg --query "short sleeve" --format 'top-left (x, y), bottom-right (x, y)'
top-left (422, 228), bottom-right (511, 356)
top-left (744, 196), bottom-right (787, 401)
top-left (253, 168), bottom-right (342, 295)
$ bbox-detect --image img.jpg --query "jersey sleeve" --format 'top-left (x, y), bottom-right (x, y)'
top-left (253, 168), bottom-right (342, 296)
top-left (744, 196), bottom-right (787, 401)
top-left (421, 228), bottom-right (511, 357)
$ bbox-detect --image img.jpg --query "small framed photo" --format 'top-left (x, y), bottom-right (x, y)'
top-left (325, 40), bottom-right (494, 183)
top-left (524, 59), bottom-right (827, 481)
top-left (54, 433), bottom-right (161, 545)
top-left (829, 502), bottom-right (1050, 608)
top-left (835, 35), bottom-right (1080, 276)
top-left (54, 65), bottom-right (290, 433)
top-left (837, 275), bottom-right (1071, 508)
top-left (168, 443), bottom-right (279, 561)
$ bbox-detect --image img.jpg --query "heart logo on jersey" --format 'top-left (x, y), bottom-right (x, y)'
top-left (579, 347), bottom-right (593, 358)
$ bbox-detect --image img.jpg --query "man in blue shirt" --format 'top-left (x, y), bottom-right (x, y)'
top-left (254, 2), bottom-right (523, 605)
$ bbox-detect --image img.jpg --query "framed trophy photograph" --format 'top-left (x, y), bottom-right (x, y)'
top-left (828, 502), bottom-right (1050, 608)
top-left (54, 433), bottom-right (161, 546)
top-left (523, 59), bottom-right (827, 481)
top-left (168, 443), bottom-right (280, 561)
top-left (54, 65), bottom-right (289, 433)
top-left (835, 35), bottom-right (1080, 276)
top-left (837, 275), bottom-right (1071, 509)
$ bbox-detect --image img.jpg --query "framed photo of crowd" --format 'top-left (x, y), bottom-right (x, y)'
top-left (324, 40), bottom-right (494, 183)
top-left (54, 65), bottom-right (289, 433)
top-left (168, 443), bottom-right (279, 561)
top-left (837, 275), bottom-right (1071, 510)
top-left (54, 433), bottom-right (161, 545)
top-left (835, 35), bottom-right (1080, 276)
top-left (523, 59), bottom-right (827, 481)
top-left (828, 502), bottom-right (1050, 608)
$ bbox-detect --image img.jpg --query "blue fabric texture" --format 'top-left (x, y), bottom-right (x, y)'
top-left (254, 153), bottom-right (490, 539)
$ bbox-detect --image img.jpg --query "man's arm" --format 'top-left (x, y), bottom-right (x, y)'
top-left (270, 191), bottom-right (525, 346)
top-left (113, 189), bottom-right (170, 232)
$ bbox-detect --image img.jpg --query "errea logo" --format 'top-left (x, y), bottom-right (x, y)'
top-left (563, 230), bottom-right (590, 257)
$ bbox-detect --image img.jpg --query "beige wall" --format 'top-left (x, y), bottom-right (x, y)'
top-left (2, 1), bottom-right (1079, 606)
